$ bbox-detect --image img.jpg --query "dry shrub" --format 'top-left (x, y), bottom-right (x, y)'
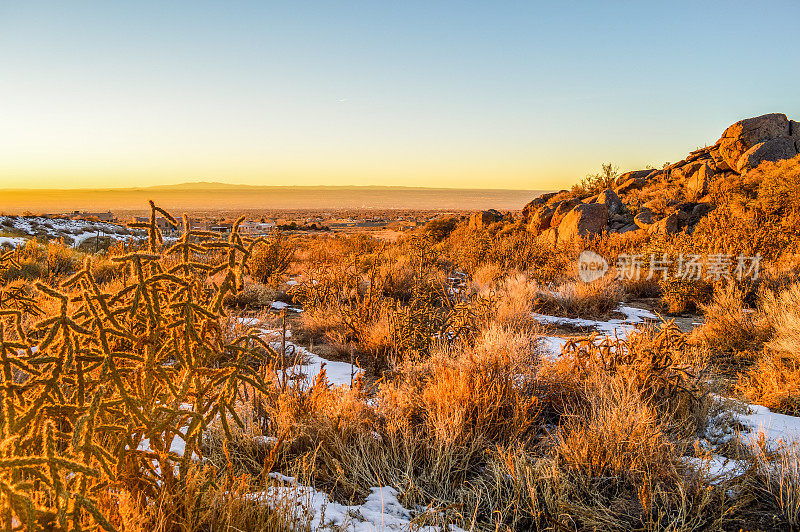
top-left (491, 272), bottom-right (540, 330)
top-left (739, 282), bottom-right (800, 414)
top-left (691, 204), bottom-right (792, 263)
top-left (532, 276), bottom-right (624, 319)
top-left (554, 371), bottom-right (680, 484)
top-left (90, 256), bottom-right (123, 284)
top-left (754, 153), bottom-right (800, 221)
top-left (379, 328), bottom-right (540, 446)
top-left (224, 281), bottom-right (277, 309)
top-left (622, 276), bottom-right (662, 299)
top-left (545, 322), bottom-right (707, 428)
top-left (423, 216), bottom-right (459, 241)
top-left (250, 233), bottom-right (295, 286)
top-left (659, 276), bottom-right (713, 314)
top-left (531, 323), bottom-right (721, 530)
top-left (745, 439), bottom-right (800, 528)
top-left (117, 462), bottom-right (303, 532)
top-left (695, 282), bottom-right (769, 357)
top-left (471, 262), bottom-right (503, 292)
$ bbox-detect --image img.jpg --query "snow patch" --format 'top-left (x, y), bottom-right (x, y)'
top-left (248, 478), bottom-right (465, 532)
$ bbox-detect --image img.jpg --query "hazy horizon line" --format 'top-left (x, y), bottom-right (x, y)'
top-left (0, 181), bottom-right (552, 193)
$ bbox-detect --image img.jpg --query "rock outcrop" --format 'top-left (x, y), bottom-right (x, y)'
top-left (469, 209), bottom-right (503, 229)
top-left (520, 112), bottom-right (800, 242)
top-left (557, 203), bottom-right (608, 243)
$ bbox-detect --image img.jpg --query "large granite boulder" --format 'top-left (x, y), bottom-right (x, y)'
top-left (648, 213), bottom-right (679, 235)
top-left (526, 205), bottom-right (556, 233)
top-left (550, 199), bottom-right (582, 229)
top-left (718, 113), bottom-right (791, 171)
top-left (469, 209), bottom-right (504, 229)
top-left (615, 169), bottom-right (655, 186)
top-left (792, 120), bottom-right (800, 152)
top-left (615, 177), bottom-right (646, 195)
top-left (597, 188), bottom-right (623, 215)
top-left (557, 203), bottom-right (608, 243)
top-left (687, 162), bottom-right (715, 199)
top-left (736, 137), bottom-right (798, 173)
top-left (522, 192), bottom-right (558, 219)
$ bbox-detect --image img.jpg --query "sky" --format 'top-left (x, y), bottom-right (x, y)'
top-left (1, 1), bottom-right (799, 191)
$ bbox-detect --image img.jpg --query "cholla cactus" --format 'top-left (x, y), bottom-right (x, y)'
top-left (0, 202), bottom-right (277, 530)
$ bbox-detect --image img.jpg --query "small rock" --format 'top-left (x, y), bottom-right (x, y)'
top-left (634, 208), bottom-right (654, 229)
top-left (648, 213), bottom-right (679, 235)
top-left (617, 223), bottom-right (639, 234)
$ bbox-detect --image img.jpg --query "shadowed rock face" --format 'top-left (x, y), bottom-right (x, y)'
top-left (521, 112), bottom-right (800, 241)
top-left (718, 113), bottom-right (791, 171)
top-left (557, 203), bottom-right (608, 243)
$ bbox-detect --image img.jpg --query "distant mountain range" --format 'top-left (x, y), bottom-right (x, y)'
top-left (0, 182), bottom-right (550, 214)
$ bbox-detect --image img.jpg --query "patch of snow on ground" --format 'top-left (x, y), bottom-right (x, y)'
top-left (539, 336), bottom-right (567, 359)
top-left (249, 476), bottom-right (465, 532)
top-left (0, 237), bottom-right (26, 247)
top-left (0, 215), bottom-right (144, 248)
top-left (736, 402), bottom-right (800, 447)
top-left (257, 327), bottom-right (362, 389)
top-left (535, 304), bottom-right (658, 358)
top-left (534, 304), bottom-right (658, 340)
top-left (683, 454), bottom-right (745, 485)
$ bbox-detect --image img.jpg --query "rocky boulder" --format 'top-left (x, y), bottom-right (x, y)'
top-left (687, 162), bottom-right (715, 199)
top-left (718, 113), bottom-right (793, 171)
top-left (549, 199), bottom-right (582, 229)
top-left (634, 208), bottom-right (654, 229)
top-left (469, 209), bottom-right (503, 229)
top-left (522, 192), bottom-right (558, 219)
top-left (615, 177), bottom-right (646, 195)
top-left (616, 169), bottom-right (655, 186)
top-left (792, 120), bottom-right (800, 152)
top-left (597, 188), bottom-right (623, 216)
top-left (648, 213), bottom-right (678, 235)
top-left (556, 203), bottom-right (608, 243)
top-left (526, 204), bottom-right (556, 233)
top-left (736, 137), bottom-right (798, 173)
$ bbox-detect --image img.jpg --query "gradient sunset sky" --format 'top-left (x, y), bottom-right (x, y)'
top-left (1, 1), bottom-right (798, 190)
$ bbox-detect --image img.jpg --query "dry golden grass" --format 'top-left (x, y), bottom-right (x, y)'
top-left (695, 282), bottom-right (769, 357)
top-left (738, 282), bottom-right (800, 414)
top-left (532, 276), bottom-right (624, 319)
top-left (745, 439), bottom-right (800, 528)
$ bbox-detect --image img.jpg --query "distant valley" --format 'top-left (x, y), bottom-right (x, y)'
top-left (0, 183), bottom-right (549, 214)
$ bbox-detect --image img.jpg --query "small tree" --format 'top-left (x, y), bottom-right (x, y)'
top-left (573, 163), bottom-right (620, 196)
top-left (248, 231), bottom-right (295, 288)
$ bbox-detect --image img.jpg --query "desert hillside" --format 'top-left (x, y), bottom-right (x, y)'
top-left (3, 114), bottom-right (800, 531)
top-left (519, 112), bottom-right (800, 245)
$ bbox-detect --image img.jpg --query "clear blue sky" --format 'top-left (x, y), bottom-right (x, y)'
top-left (1, 1), bottom-right (798, 189)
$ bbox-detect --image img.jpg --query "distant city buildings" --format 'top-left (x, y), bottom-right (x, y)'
top-left (69, 210), bottom-right (115, 222)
